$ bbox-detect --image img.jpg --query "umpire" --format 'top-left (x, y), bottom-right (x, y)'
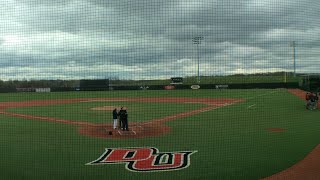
top-left (122, 108), bottom-right (129, 131)
top-left (118, 107), bottom-right (124, 129)
top-left (118, 107), bottom-right (129, 130)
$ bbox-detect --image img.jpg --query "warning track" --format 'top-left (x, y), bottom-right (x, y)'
top-left (0, 97), bottom-right (244, 139)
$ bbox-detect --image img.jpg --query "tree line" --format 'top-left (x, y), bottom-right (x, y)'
top-left (0, 80), bottom-right (79, 89)
top-left (0, 72), bottom-right (300, 89)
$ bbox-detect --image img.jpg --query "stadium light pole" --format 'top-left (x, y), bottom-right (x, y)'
top-left (192, 36), bottom-right (203, 83)
top-left (289, 41), bottom-right (296, 77)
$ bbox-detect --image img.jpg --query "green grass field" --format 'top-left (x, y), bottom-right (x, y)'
top-left (0, 89), bottom-right (319, 180)
top-left (6, 101), bottom-right (206, 123)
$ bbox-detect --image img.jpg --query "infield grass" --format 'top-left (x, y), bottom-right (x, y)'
top-left (6, 101), bottom-right (206, 123)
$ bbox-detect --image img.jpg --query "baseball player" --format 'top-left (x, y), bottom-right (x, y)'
top-left (112, 108), bottom-right (118, 129)
top-left (305, 92), bottom-right (311, 109)
top-left (122, 108), bottom-right (129, 131)
top-left (309, 92), bottom-right (317, 110)
top-left (118, 107), bottom-right (125, 130)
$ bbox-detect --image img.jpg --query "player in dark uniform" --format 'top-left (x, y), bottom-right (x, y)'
top-left (117, 107), bottom-right (129, 131)
top-left (118, 107), bottom-right (124, 129)
top-left (122, 109), bottom-right (129, 131)
top-left (305, 92), bottom-right (311, 109)
top-left (309, 92), bottom-right (317, 110)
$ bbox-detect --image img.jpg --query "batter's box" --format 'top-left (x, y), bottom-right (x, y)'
top-left (117, 130), bottom-right (136, 136)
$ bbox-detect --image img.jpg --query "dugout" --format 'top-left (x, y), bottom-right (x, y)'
top-left (299, 74), bottom-right (320, 92)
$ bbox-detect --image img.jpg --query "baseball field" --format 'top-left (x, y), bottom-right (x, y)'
top-left (0, 89), bottom-right (319, 179)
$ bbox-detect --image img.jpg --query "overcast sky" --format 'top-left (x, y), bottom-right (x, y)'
top-left (0, 0), bottom-right (319, 80)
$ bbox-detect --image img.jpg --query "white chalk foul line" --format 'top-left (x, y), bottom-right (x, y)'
top-left (247, 90), bottom-right (280, 100)
top-left (143, 121), bottom-right (154, 125)
top-left (247, 104), bottom-right (256, 109)
top-left (200, 107), bottom-right (219, 113)
top-left (134, 125), bottom-right (144, 130)
top-left (80, 100), bottom-right (127, 103)
top-left (117, 130), bottom-right (122, 135)
top-left (200, 104), bottom-right (232, 113)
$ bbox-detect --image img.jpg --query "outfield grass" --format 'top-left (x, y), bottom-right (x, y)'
top-left (0, 89), bottom-right (319, 180)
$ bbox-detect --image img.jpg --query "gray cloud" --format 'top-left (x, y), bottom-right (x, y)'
top-left (0, 0), bottom-right (319, 80)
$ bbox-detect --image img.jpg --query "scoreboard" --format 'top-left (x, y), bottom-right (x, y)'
top-left (170, 77), bottom-right (183, 84)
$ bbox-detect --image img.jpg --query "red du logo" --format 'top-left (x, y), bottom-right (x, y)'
top-left (87, 147), bottom-right (197, 172)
